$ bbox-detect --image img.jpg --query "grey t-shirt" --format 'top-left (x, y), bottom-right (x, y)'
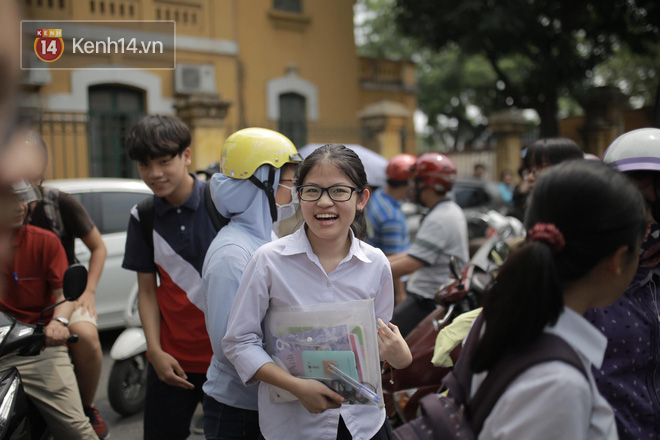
top-left (406, 200), bottom-right (469, 299)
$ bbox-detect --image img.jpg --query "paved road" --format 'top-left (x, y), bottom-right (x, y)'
top-left (96, 330), bottom-right (205, 440)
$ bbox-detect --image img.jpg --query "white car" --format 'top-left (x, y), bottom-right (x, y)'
top-left (44, 178), bottom-right (152, 330)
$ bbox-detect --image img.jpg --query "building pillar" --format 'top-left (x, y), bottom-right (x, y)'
top-left (174, 93), bottom-right (232, 172)
top-left (580, 86), bottom-right (626, 158)
top-left (358, 100), bottom-right (411, 159)
top-left (488, 110), bottom-right (528, 180)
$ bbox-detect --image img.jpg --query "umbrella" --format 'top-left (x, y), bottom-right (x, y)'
top-left (298, 144), bottom-right (388, 188)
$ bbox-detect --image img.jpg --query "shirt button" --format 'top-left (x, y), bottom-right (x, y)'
top-left (177, 208), bottom-right (181, 214)
top-left (180, 225), bottom-right (185, 231)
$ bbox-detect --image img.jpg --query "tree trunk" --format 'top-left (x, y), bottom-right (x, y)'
top-left (536, 91), bottom-right (560, 138)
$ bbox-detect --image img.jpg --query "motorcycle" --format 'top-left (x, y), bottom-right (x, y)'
top-left (107, 285), bottom-right (147, 416)
top-left (383, 211), bottom-right (524, 424)
top-left (0, 264), bottom-right (87, 440)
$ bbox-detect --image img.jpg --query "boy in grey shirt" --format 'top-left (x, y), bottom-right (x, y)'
top-left (389, 153), bottom-right (469, 336)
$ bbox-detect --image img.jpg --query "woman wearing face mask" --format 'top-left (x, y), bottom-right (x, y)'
top-left (272, 177), bottom-right (300, 237)
top-left (590, 128), bottom-right (660, 440)
top-left (199, 128), bottom-right (302, 440)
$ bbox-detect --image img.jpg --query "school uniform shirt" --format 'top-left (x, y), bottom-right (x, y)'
top-left (472, 307), bottom-right (618, 440)
top-left (223, 226), bottom-right (394, 440)
top-left (122, 174), bottom-right (213, 373)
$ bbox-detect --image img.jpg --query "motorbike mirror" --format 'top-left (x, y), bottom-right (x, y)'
top-left (489, 242), bottom-right (510, 266)
top-left (63, 264), bottom-right (88, 302)
top-left (449, 256), bottom-right (461, 280)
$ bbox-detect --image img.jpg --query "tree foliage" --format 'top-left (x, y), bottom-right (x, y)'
top-left (394, 0), bottom-right (660, 136)
top-left (357, 0), bottom-right (509, 149)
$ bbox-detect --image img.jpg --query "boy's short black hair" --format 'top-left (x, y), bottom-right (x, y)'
top-left (126, 115), bottom-right (191, 163)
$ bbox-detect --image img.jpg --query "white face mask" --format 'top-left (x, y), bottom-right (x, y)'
top-left (276, 183), bottom-right (299, 221)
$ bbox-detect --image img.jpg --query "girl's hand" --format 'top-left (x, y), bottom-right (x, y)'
top-left (291, 377), bottom-right (345, 414)
top-left (377, 318), bottom-right (413, 369)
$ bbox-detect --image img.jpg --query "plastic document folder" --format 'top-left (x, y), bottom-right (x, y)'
top-left (265, 299), bottom-right (384, 407)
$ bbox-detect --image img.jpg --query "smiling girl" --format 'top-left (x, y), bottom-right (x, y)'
top-left (223, 144), bottom-right (411, 440)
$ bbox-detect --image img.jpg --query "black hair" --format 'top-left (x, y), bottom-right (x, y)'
top-left (386, 178), bottom-right (408, 188)
top-left (295, 144), bottom-right (369, 239)
top-left (126, 115), bottom-right (191, 163)
top-left (472, 160), bottom-right (646, 372)
top-left (525, 137), bottom-right (584, 170)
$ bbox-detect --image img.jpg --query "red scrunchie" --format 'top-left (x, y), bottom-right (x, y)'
top-left (528, 223), bottom-right (565, 254)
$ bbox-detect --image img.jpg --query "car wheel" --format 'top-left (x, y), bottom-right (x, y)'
top-left (108, 353), bottom-right (147, 416)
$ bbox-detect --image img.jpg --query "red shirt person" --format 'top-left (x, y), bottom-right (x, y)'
top-left (0, 182), bottom-right (97, 439)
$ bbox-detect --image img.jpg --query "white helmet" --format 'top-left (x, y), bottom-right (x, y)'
top-left (603, 128), bottom-right (660, 172)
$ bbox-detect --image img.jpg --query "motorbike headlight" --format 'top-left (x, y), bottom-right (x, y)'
top-left (393, 387), bottom-right (418, 422)
top-left (0, 375), bottom-right (20, 437)
top-left (0, 326), bottom-right (11, 345)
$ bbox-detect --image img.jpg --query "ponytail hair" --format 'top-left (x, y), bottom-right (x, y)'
top-left (472, 160), bottom-right (646, 372)
top-left (295, 144), bottom-right (369, 239)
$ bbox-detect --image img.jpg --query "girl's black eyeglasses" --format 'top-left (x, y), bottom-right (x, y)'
top-left (297, 184), bottom-right (360, 202)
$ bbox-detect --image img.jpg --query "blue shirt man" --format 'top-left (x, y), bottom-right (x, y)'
top-left (366, 188), bottom-right (409, 254)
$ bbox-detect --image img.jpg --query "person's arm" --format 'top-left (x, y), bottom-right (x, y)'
top-left (44, 287), bottom-right (74, 347)
top-left (389, 252), bottom-right (424, 278)
top-left (137, 272), bottom-right (193, 390)
top-left (76, 227), bottom-right (106, 319)
top-left (253, 362), bottom-right (344, 414)
top-left (202, 242), bottom-right (250, 363)
top-left (44, 232), bottom-right (72, 347)
top-left (57, 191), bottom-right (107, 318)
top-left (393, 277), bottom-right (406, 305)
top-left (376, 318), bottom-right (412, 369)
top-left (373, 258), bottom-right (411, 368)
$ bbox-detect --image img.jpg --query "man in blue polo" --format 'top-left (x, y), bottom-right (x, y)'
top-left (366, 154), bottom-right (416, 304)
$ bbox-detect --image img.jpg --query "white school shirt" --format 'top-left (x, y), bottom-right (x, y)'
top-left (223, 226), bottom-right (394, 440)
top-left (472, 307), bottom-right (618, 440)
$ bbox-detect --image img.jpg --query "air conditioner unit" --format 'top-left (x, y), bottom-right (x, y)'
top-left (175, 64), bottom-right (217, 94)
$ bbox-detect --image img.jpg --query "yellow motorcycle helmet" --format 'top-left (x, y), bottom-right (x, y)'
top-left (221, 127), bottom-right (302, 179)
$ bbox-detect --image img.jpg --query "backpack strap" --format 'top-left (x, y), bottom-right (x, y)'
top-left (137, 185), bottom-right (228, 255)
top-left (39, 186), bottom-right (65, 240)
top-left (137, 197), bottom-right (155, 253)
top-left (204, 181), bottom-right (229, 232)
top-left (466, 318), bottom-right (589, 434)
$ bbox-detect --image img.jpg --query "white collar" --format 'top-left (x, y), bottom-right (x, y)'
top-left (546, 307), bottom-right (608, 369)
top-left (281, 225), bottom-right (372, 264)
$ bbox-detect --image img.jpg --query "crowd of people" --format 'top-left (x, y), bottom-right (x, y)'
top-left (2, 119), bottom-right (660, 440)
top-left (0, 4), bottom-right (658, 440)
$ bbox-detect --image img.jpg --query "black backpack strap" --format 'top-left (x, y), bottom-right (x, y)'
top-left (137, 197), bottom-right (155, 253)
top-left (204, 181), bottom-right (229, 232)
top-left (469, 331), bottom-right (588, 434)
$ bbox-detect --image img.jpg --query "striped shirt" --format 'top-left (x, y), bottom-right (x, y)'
top-left (365, 188), bottom-right (409, 254)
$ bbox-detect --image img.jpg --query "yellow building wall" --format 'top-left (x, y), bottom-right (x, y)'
top-left (234, 0), bottom-right (361, 134)
top-left (22, 0), bottom-right (418, 177)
